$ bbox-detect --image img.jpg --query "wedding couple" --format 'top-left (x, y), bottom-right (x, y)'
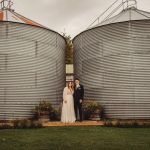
top-left (61, 78), bottom-right (84, 123)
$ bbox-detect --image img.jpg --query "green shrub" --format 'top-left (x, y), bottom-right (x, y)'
top-left (132, 120), bottom-right (138, 127)
top-left (0, 123), bottom-right (12, 129)
top-left (32, 100), bottom-right (54, 120)
top-left (13, 119), bottom-right (43, 129)
top-left (50, 109), bottom-right (61, 121)
top-left (104, 120), bottom-right (150, 128)
top-left (13, 120), bottom-right (22, 128)
top-left (112, 120), bottom-right (120, 127)
top-left (82, 100), bottom-right (103, 120)
top-left (104, 120), bottom-right (112, 127)
top-left (121, 120), bottom-right (138, 128)
top-left (32, 120), bottom-right (43, 128)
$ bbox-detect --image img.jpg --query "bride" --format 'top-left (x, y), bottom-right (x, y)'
top-left (61, 81), bottom-right (76, 123)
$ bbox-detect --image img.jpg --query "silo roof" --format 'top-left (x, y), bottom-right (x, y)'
top-left (0, 8), bottom-right (47, 28)
top-left (94, 7), bottom-right (150, 28)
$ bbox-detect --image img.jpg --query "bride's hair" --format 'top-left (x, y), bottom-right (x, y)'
top-left (67, 81), bottom-right (74, 89)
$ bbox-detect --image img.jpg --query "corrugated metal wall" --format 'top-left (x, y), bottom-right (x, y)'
top-left (0, 22), bottom-right (66, 120)
top-left (73, 20), bottom-right (150, 119)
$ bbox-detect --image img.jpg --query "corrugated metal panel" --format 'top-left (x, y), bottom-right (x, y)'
top-left (73, 20), bottom-right (150, 119)
top-left (0, 22), bottom-right (66, 120)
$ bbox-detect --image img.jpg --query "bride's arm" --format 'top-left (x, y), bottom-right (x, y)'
top-left (63, 87), bottom-right (67, 103)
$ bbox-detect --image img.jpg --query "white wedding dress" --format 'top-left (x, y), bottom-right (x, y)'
top-left (61, 87), bottom-right (76, 123)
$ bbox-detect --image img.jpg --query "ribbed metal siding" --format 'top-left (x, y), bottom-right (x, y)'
top-left (0, 22), bottom-right (66, 120)
top-left (73, 20), bottom-right (150, 119)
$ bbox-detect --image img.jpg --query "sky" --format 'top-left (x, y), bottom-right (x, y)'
top-left (2, 0), bottom-right (150, 38)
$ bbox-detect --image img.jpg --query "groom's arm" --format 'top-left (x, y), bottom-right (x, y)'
top-left (81, 85), bottom-right (84, 99)
top-left (80, 85), bottom-right (84, 102)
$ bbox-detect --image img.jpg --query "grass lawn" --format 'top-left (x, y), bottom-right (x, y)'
top-left (0, 126), bottom-right (150, 150)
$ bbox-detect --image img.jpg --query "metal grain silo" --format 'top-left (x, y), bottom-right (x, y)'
top-left (0, 4), bottom-right (66, 120)
top-left (73, 6), bottom-right (150, 119)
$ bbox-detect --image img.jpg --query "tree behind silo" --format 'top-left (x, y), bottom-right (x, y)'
top-left (63, 33), bottom-right (73, 64)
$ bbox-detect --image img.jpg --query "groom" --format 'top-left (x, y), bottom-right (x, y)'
top-left (74, 78), bottom-right (84, 122)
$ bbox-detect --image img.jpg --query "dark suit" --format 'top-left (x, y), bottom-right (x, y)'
top-left (74, 84), bottom-right (84, 121)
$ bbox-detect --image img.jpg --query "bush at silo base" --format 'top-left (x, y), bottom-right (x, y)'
top-left (0, 123), bottom-right (13, 130)
top-left (104, 119), bottom-right (150, 128)
top-left (12, 119), bottom-right (43, 129)
top-left (82, 100), bottom-right (103, 120)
